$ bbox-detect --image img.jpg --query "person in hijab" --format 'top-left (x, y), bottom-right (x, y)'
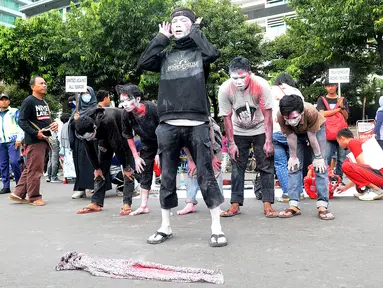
top-left (69, 86), bottom-right (103, 199)
top-left (374, 96), bottom-right (383, 149)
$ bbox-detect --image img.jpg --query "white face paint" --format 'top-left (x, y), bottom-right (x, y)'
top-left (230, 70), bottom-right (251, 91)
top-left (284, 111), bottom-right (302, 127)
top-left (171, 16), bottom-right (192, 39)
top-left (120, 93), bottom-right (140, 112)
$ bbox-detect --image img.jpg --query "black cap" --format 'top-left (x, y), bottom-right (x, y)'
top-left (171, 7), bottom-right (196, 23)
top-left (323, 76), bottom-right (337, 86)
top-left (0, 93), bottom-right (9, 100)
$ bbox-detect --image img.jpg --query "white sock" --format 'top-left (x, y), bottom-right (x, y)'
top-left (210, 206), bottom-right (223, 235)
top-left (158, 209), bottom-right (172, 234)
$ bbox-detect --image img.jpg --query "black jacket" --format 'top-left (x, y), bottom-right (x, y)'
top-left (81, 107), bottom-right (133, 171)
top-left (138, 24), bottom-right (220, 123)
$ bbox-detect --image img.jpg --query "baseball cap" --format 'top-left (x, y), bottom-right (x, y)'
top-left (0, 93), bottom-right (10, 100)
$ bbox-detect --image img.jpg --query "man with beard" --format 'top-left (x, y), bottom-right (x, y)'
top-left (138, 8), bottom-right (226, 247)
top-left (75, 107), bottom-right (135, 215)
top-left (118, 84), bottom-right (159, 216)
top-left (218, 57), bottom-right (276, 218)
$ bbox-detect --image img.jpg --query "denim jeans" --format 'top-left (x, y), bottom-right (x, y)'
top-left (156, 123), bottom-right (224, 210)
top-left (289, 124), bottom-right (329, 209)
top-left (325, 140), bottom-right (346, 178)
top-left (0, 141), bottom-right (21, 188)
top-left (186, 170), bottom-right (223, 204)
top-left (273, 132), bottom-right (289, 195)
top-left (47, 138), bottom-right (60, 178)
top-left (231, 133), bottom-right (275, 205)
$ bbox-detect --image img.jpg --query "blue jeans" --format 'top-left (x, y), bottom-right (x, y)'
top-left (273, 132), bottom-right (289, 195)
top-left (47, 138), bottom-right (60, 178)
top-left (288, 125), bottom-right (329, 209)
top-left (0, 141), bottom-right (21, 188)
top-left (325, 140), bottom-right (346, 178)
top-left (186, 171), bottom-right (223, 204)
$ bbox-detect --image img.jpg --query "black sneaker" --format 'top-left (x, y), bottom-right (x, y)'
top-left (0, 188), bottom-right (11, 194)
top-left (46, 177), bottom-right (51, 183)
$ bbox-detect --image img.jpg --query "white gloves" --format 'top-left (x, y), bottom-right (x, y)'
top-left (313, 157), bottom-right (326, 174)
top-left (288, 156), bottom-right (300, 172)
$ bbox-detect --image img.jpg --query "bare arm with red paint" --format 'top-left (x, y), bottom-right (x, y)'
top-left (127, 138), bottom-right (146, 173)
top-left (223, 113), bottom-right (239, 161)
top-left (261, 108), bottom-right (274, 157)
top-left (184, 147), bottom-right (196, 176)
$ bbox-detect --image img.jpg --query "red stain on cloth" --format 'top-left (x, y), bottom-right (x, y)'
top-left (56, 252), bottom-right (224, 284)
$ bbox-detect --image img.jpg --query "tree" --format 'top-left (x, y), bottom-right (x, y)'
top-left (183, 0), bottom-right (264, 118)
top-left (262, 0), bottom-right (383, 119)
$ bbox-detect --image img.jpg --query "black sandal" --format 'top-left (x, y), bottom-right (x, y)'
top-left (147, 231), bottom-right (173, 244)
top-left (209, 234), bottom-right (227, 247)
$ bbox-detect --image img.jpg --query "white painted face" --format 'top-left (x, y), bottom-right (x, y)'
top-left (230, 70), bottom-right (251, 91)
top-left (171, 16), bottom-right (192, 39)
top-left (283, 111), bottom-right (302, 127)
top-left (120, 93), bottom-right (140, 112)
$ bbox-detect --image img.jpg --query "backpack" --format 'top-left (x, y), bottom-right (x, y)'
top-left (321, 96), bottom-right (348, 140)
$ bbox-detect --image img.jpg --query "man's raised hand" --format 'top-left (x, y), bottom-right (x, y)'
top-left (159, 21), bottom-right (173, 38)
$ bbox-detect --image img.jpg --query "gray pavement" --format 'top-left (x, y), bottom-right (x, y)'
top-left (1, 179), bottom-right (383, 288)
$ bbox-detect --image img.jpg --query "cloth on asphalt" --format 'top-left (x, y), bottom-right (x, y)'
top-left (55, 251), bottom-right (224, 284)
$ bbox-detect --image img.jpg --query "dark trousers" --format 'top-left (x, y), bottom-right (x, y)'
top-left (14, 141), bottom-right (49, 201)
top-left (139, 142), bottom-right (158, 190)
top-left (156, 123), bottom-right (224, 210)
top-left (0, 141), bottom-right (21, 188)
top-left (91, 150), bottom-right (132, 207)
top-left (231, 134), bottom-right (275, 205)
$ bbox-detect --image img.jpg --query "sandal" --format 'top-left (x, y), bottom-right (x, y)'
top-left (77, 205), bottom-right (102, 214)
top-left (264, 209), bottom-right (279, 218)
top-left (147, 231), bottom-right (173, 244)
top-left (318, 209), bottom-right (335, 221)
top-left (220, 208), bottom-right (241, 217)
top-left (209, 234), bottom-right (228, 247)
top-left (278, 207), bottom-right (301, 218)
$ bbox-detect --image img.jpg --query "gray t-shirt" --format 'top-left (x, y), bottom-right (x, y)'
top-left (218, 74), bottom-right (273, 136)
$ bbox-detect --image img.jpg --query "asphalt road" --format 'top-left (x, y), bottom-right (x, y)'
top-left (1, 179), bottom-right (382, 288)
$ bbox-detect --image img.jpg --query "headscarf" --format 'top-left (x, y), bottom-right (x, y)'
top-left (378, 96), bottom-right (383, 112)
top-left (78, 86), bottom-right (97, 113)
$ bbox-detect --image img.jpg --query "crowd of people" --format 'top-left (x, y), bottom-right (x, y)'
top-left (3, 7), bottom-right (383, 247)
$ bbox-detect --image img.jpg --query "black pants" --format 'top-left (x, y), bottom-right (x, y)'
top-left (231, 134), bottom-right (275, 205)
top-left (156, 123), bottom-right (224, 210)
top-left (139, 142), bottom-right (158, 190)
top-left (91, 150), bottom-right (133, 207)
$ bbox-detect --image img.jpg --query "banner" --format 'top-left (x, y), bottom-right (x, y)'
top-left (356, 120), bottom-right (375, 140)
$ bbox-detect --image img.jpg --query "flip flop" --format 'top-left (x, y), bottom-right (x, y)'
top-left (318, 210), bottom-right (335, 220)
top-left (278, 208), bottom-right (301, 218)
top-left (77, 206), bottom-right (102, 214)
top-left (220, 208), bottom-right (241, 217)
top-left (264, 209), bottom-right (279, 218)
top-left (147, 231), bottom-right (173, 244)
top-left (210, 234), bottom-right (228, 247)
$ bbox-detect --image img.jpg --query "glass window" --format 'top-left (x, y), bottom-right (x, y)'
top-left (0, 12), bottom-right (16, 24)
top-left (0, 0), bottom-right (20, 10)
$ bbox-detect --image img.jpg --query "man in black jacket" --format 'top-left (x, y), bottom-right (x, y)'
top-left (138, 7), bottom-right (227, 247)
top-left (74, 107), bottom-right (135, 215)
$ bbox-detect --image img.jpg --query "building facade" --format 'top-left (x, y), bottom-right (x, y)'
top-left (0, 0), bottom-right (31, 27)
top-left (232, 0), bottom-right (295, 40)
top-left (20, 0), bottom-right (78, 20)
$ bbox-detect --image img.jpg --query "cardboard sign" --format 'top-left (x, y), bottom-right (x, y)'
top-left (329, 68), bottom-right (350, 83)
top-left (357, 120), bottom-right (375, 140)
top-left (65, 76), bottom-right (87, 92)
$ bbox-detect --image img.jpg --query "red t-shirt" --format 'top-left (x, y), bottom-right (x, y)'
top-left (348, 139), bottom-right (364, 158)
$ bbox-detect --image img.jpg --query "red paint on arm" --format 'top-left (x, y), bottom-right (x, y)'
top-left (127, 138), bottom-right (139, 158)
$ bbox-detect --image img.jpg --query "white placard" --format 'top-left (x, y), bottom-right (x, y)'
top-left (329, 68), bottom-right (350, 83)
top-left (65, 76), bottom-right (87, 92)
